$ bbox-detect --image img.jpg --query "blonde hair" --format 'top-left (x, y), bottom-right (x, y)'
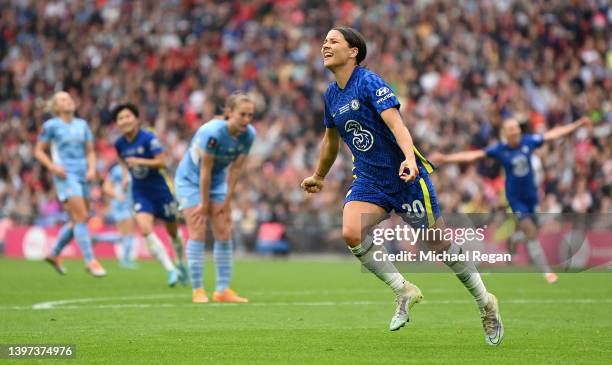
top-left (224, 92), bottom-right (254, 118)
top-left (44, 91), bottom-right (69, 116)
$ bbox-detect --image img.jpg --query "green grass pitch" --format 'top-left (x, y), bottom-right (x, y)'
top-left (1, 258), bottom-right (611, 364)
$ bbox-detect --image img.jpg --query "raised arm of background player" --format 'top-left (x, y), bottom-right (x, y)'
top-left (430, 117), bottom-right (591, 165)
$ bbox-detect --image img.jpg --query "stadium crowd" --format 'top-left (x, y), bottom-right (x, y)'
top-left (0, 0), bottom-right (610, 251)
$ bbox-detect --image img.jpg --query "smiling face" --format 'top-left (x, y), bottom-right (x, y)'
top-left (116, 108), bottom-right (139, 136)
top-left (502, 118), bottom-right (522, 148)
top-left (227, 100), bottom-right (255, 134)
top-left (321, 29), bottom-right (358, 70)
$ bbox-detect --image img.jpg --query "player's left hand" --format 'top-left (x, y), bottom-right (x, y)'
top-left (301, 175), bottom-right (324, 194)
top-left (86, 168), bottom-right (96, 182)
top-left (125, 157), bottom-right (139, 168)
top-left (399, 157), bottom-right (418, 182)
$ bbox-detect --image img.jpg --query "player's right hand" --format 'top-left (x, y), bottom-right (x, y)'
top-left (51, 164), bottom-right (67, 179)
top-left (428, 152), bottom-right (446, 166)
top-left (191, 203), bottom-right (208, 226)
top-left (301, 175), bottom-right (324, 194)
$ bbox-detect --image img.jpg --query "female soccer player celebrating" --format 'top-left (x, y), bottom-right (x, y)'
top-left (430, 116), bottom-right (592, 284)
top-left (175, 92), bottom-right (256, 303)
top-left (35, 91), bottom-right (106, 277)
top-left (301, 27), bottom-right (503, 345)
top-left (113, 103), bottom-right (187, 287)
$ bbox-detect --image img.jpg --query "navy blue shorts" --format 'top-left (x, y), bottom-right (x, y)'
top-left (344, 169), bottom-right (441, 228)
top-left (132, 189), bottom-right (178, 222)
top-left (507, 195), bottom-right (538, 221)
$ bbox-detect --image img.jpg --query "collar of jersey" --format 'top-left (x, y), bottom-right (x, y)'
top-left (337, 66), bottom-right (361, 91)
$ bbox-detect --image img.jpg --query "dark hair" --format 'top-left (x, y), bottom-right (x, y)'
top-left (111, 103), bottom-right (139, 121)
top-left (332, 26), bottom-right (367, 65)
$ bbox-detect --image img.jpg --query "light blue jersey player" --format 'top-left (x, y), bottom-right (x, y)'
top-left (432, 116), bottom-right (591, 284)
top-left (175, 92), bottom-right (255, 303)
top-left (301, 27), bottom-right (501, 343)
top-left (102, 164), bottom-right (136, 268)
top-left (112, 103), bottom-right (187, 286)
top-left (35, 91), bottom-right (106, 277)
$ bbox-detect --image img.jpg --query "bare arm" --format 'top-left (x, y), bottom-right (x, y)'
top-left (314, 127), bottom-right (341, 179)
top-left (301, 128), bottom-right (340, 193)
top-left (86, 141), bottom-right (96, 181)
top-left (431, 150), bottom-right (487, 165)
top-left (543, 117), bottom-right (590, 142)
top-left (199, 152), bottom-right (214, 209)
top-left (380, 108), bottom-right (418, 182)
top-left (35, 140), bottom-right (66, 178)
top-left (226, 154), bottom-right (247, 203)
top-left (34, 140), bottom-right (54, 170)
top-left (124, 152), bottom-right (167, 169)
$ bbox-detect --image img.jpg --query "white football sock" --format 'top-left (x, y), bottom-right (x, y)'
top-left (145, 233), bottom-right (175, 272)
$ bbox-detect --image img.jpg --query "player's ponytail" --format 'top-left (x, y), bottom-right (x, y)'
top-left (44, 92), bottom-right (61, 116)
top-left (332, 26), bottom-right (367, 65)
top-left (224, 92), bottom-right (254, 118)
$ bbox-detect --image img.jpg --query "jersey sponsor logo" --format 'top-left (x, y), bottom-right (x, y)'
top-left (350, 99), bottom-right (360, 110)
top-left (376, 92), bottom-right (395, 104)
top-left (511, 155), bottom-right (529, 177)
top-left (207, 137), bottom-right (218, 149)
top-left (150, 138), bottom-right (162, 150)
top-left (132, 165), bottom-right (149, 179)
top-left (345, 120), bottom-right (374, 152)
top-left (375, 87), bottom-right (390, 97)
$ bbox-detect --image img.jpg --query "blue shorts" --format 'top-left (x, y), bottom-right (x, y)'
top-left (53, 173), bottom-right (90, 202)
top-left (175, 180), bottom-right (227, 210)
top-left (132, 189), bottom-right (178, 222)
top-left (344, 169), bottom-right (441, 228)
top-left (507, 195), bottom-right (538, 221)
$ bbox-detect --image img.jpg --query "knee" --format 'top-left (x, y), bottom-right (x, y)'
top-left (188, 224), bottom-right (206, 242)
top-left (342, 226), bottom-right (362, 247)
top-left (140, 224), bottom-right (153, 236)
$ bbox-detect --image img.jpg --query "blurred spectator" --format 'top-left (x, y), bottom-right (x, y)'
top-left (0, 0), bottom-right (610, 252)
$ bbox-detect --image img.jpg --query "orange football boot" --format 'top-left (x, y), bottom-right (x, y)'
top-left (213, 288), bottom-right (248, 303)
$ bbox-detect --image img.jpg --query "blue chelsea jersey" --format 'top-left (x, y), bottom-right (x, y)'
top-left (38, 117), bottom-right (93, 176)
top-left (114, 129), bottom-right (173, 194)
top-left (485, 134), bottom-right (544, 200)
top-left (323, 66), bottom-right (434, 192)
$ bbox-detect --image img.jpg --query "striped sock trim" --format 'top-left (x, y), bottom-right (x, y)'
top-left (214, 240), bottom-right (233, 291)
top-left (187, 240), bottom-right (205, 290)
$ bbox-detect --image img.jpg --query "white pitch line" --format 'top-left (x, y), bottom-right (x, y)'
top-left (1, 297), bottom-right (605, 311)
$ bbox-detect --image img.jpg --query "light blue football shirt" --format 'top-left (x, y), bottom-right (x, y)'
top-left (175, 119), bottom-right (256, 187)
top-left (38, 117), bottom-right (94, 176)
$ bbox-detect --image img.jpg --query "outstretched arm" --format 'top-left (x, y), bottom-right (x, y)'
top-left (430, 149), bottom-right (487, 166)
top-left (543, 117), bottom-right (590, 142)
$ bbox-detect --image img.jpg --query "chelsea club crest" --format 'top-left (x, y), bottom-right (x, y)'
top-left (350, 99), bottom-right (360, 110)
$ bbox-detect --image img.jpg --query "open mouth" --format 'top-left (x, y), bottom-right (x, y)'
top-left (323, 51), bottom-right (333, 60)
